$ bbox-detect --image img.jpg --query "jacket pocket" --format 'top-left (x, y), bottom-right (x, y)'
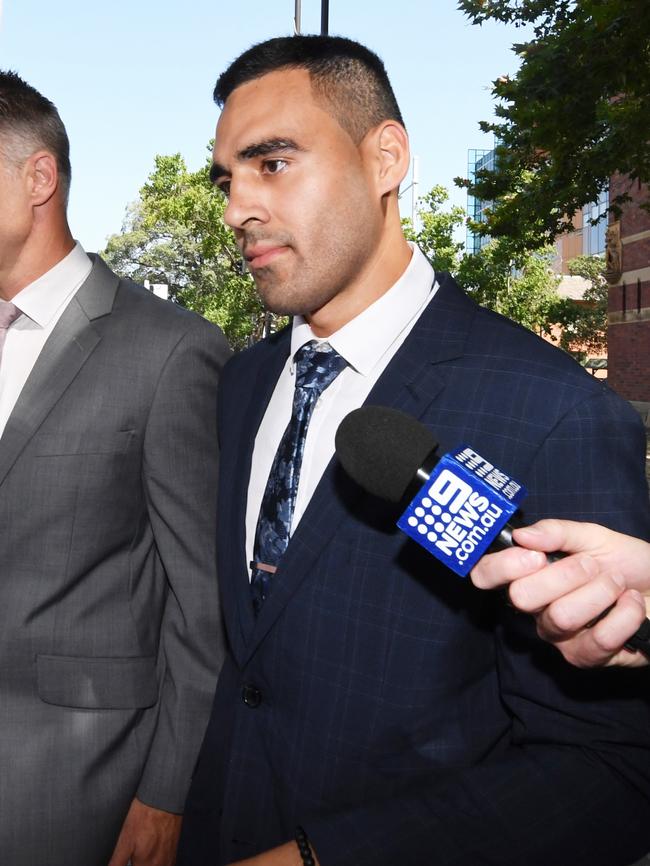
top-left (36, 654), bottom-right (158, 709)
top-left (33, 429), bottom-right (136, 456)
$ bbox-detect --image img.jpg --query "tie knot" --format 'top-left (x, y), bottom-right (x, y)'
top-left (0, 301), bottom-right (21, 330)
top-left (294, 340), bottom-right (347, 394)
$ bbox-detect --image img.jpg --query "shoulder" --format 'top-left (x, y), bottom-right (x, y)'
top-left (117, 278), bottom-right (213, 334)
top-left (473, 303), bottom-right (629, 417)
top-left (86, 256), bottom-right (230, 359)
top-left (418, 274), bottom-right (643, 463)
top-left (435, 272), bottom-right (611, 405)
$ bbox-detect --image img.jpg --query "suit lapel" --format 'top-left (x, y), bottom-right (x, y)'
top-left (220, 330), bottom-right (291, 664)
top-left (241, 273), bottom-right (477, 662)
top-left (0, 256), bottom-right (118, 488)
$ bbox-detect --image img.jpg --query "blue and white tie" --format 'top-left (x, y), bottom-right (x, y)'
top-left (250, 341), bottom-right (347, 614)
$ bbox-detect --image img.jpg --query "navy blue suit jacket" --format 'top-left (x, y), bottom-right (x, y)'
top-left (180, 273), bottom-right (650, 866)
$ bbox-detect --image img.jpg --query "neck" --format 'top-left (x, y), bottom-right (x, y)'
top-left (0, 220), bottom-right (75, 301)
top-left (307, 225), bottom-right (413, 338)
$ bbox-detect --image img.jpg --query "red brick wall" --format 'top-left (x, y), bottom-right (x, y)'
top-left (609, 321), bottom-right (650, 400)
top-left (612, 175), bottom-right (650, 236)
top-left (607, 176), bottom-right (650, 400)
top-left (608, 280), bottom-right (650, 317)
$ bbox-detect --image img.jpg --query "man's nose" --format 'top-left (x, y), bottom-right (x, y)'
top-left (223, 177), bottom-right (269, 230)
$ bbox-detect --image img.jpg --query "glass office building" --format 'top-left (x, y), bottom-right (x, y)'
top-left (466, 148), bottom-right (496, 255)
top-left (466, 147), bottom-right (608, 262)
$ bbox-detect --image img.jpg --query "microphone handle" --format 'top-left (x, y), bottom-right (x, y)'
top-left (496, 515), bottom-right (650, 658)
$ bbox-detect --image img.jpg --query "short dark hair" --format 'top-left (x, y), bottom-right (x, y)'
top-left (0, 70), bottom-right (71, 202)
top-left (214, 35), bottom-right (405, 143)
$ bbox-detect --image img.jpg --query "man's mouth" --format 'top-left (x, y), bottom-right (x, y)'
top-left (244, 245), bottom-right (289, 269)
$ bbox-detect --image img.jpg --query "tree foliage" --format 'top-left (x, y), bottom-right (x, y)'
top-left (404, 186), bottom-right (562, 336)
top-left (456, 0), bottom-right (650, 251)
top-left (402, 186), bottom-right (466, 272)
top-left (549, 254), bottom-right (608, 355)
top-left (102, 149), bottom-right (265, 349)
top-left (457, 241), bottom-right (561, 335)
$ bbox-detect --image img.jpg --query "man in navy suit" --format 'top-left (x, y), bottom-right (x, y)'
top-left (179, 35), bottom-right (650, 866)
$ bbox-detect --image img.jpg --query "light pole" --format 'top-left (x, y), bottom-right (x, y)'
top-left (321, 0), bottom-right (329, 34)
top-left (294, 2), bottom-right (328, 36)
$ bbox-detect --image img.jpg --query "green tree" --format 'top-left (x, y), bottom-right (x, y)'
top-left (102, 149), bottom-right (266, 349)
top-left (406, 185), bottom-right (565, 337)
top-left (456, 0), bottom-right (650, 251)
top-left (548, 255), bottom-right (608, 356)
top-left (402, 185), bottom-right (466, 272)
top-left (457, 240), bottom-right (561, 335)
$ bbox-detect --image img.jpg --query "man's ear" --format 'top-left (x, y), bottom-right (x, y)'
top-left (361, 120), bottom-right (410, 198)
top-left (27, 151), bottom-right (59, 207)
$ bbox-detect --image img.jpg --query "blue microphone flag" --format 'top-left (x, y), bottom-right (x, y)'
top-left (397, 446), bottom-right (527, 576)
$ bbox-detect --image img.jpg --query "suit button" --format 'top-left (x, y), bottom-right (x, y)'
top-left (242, 684), bottom-right (262, 708)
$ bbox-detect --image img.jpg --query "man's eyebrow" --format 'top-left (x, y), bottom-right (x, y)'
top-left (210, 139), bottom-right (303, 185)
top-left (210, 161), bottom-right (228, 185)
top-left (237, 138), bottom-right (303, 161)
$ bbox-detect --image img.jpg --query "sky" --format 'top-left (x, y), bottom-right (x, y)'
top-left (0, 0), bottom-right (528, 252)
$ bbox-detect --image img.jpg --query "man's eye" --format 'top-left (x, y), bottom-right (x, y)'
top-left (217, 181), bottom-right (231, 198)
top-left (263, 159), bottom-right (288, 175)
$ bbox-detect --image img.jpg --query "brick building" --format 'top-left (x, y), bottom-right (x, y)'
top-left (606, 176), bottom-right (650, 401)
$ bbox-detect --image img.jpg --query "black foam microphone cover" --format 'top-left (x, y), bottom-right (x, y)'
top-left (335, 406), bottom-right (438, 503)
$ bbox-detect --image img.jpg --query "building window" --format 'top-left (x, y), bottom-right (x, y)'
top-left (583, 189), bottom-right (609, 256)
top-left (466, 148), bottom-right (496, 255)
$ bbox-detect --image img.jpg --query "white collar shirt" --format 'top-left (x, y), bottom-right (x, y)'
top-left (0, 242), bottom-right (93, 439)
top-left (245, 243), bottom-right (438, 577)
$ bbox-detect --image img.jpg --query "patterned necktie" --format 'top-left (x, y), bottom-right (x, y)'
top-left (250, 340), bottom-right (347, 614)
top-left (0, 301), bottom-right (21, 367)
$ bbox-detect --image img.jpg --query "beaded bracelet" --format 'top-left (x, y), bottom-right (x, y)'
top-left (295, 825), bottom-right (316, 866)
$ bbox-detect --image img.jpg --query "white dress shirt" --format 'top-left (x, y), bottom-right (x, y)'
top-left (245, 243), bottom-right (438, 576)
top-left (0, 242), bottom-right (92, 438)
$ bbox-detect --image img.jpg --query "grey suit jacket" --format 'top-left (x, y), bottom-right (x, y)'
top-left (0, 255), bottom-right (230, 865)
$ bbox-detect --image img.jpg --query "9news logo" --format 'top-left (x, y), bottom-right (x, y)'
top-left (397, 448), bottom-right (526, 576)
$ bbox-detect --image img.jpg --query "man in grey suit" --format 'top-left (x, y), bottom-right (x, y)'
top-left (0, 71), bottom-right (230, 865)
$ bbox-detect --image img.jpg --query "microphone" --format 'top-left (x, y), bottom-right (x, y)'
top-left (335, 405), bottom-right (650, 655)
top-left (335, 405), bottom-right (526, 576)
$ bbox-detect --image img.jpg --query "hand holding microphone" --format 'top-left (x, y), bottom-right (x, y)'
top-left (335, 405), bottom-right (650, 665)
top-left (472, 520), bottom-right (650, 668)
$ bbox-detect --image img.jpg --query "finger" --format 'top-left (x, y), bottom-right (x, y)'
top-left (536, 571), bottom-right (626, 637)
top-left (593, 590), bottom-right (648, 663)
top-left (512, 519), bottom-right (607, 555)
top-left (555, 590), bottom-right (649, 669)
top-left (471, 546), bottom-right (547, 590)
top-left (507, 554), bottom-right (602, 614)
